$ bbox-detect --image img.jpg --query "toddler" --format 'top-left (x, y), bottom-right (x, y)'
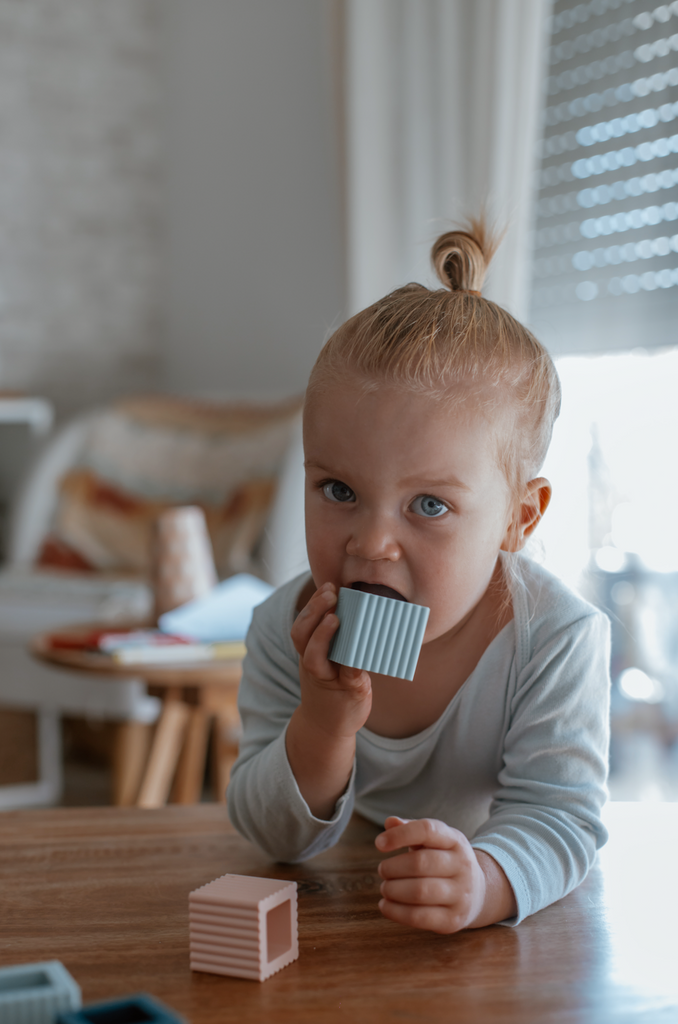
top-left (228, 222), bottom-right (610, 932)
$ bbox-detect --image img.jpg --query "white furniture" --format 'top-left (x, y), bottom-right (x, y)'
top-left (0, 408), bottom-right (307, 810)
top-left (0, 396), bottom-right (53, 434)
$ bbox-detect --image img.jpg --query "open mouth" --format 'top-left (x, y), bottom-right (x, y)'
top-left (351, 582), bottom-right (407, 602)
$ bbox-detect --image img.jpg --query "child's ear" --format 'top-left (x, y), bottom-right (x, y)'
top-left (501, 478), bottom-right (552, 553)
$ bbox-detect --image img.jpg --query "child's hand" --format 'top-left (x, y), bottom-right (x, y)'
top-left (290, 582), bottom-right (372, 740)
top-left (375, 816), bottom-right (489, 933)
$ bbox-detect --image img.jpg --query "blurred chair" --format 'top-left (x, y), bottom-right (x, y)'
top-left (0, 395), bottom-right (307, 809)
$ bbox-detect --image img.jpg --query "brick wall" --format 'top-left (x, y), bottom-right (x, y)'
top-left (0, 0), bottom-right (162, 418)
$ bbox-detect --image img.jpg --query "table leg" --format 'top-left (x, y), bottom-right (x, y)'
top-left (112, 721), bottom-right (153, 806)
top-left (171, 705), bottom-right (212, 804)
top-left (136, 697), bottom-right (190, 809)
top-left (206, 690), bottom-right (242, 803)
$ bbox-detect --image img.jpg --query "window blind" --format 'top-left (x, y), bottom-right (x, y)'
top-left (529, 0), bottom-right (678, 353)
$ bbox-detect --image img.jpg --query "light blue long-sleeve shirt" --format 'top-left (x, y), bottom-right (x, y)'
top-left (228, 556), bottom-right (610, 924)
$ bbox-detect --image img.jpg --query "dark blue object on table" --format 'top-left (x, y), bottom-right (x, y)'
top-left (56, 993), bottom-right (186, 1024)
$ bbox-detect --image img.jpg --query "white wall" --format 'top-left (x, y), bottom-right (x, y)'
top-left (161, 0), bottom-right (346, 401)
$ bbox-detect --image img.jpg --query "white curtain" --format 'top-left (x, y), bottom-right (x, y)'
top-left (344, 0), bottom-right (551, 319)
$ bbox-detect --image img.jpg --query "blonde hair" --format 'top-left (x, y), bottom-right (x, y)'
top-left (306, 219), bottom-right (561, 497)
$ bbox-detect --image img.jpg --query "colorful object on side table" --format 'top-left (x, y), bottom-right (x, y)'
top-left (46, 628), bottom-right (247, 665)
top-left (189, 874), bottom-right (298, 982)
top-left (97, 630), bottom-right (191, 652)
top-left (56, 993), bottom-right (185, 1024)
top-left (111, 639), bottom-right (247, 666)
top-left (329, 587), bottom-right (430, 681)
top-left (153, 506), bottom-right (218, 618)
top-left (0, 960), bottom-right (81, 1024)
top-left (48, 629), bottom-right (192, 654)
top-left (48, 629), bottom-right (124, 652)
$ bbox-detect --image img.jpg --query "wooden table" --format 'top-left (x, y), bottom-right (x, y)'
top-left (31, 625), bottom-right (243, 808)
top-left (1, 802), bottom-right (677, 1023)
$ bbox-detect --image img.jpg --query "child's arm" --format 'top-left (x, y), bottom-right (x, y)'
top-left (373, 604), bottom-right (611, 933)
top-left (372, 606), bottom-right (610, 932)
top-left (228, 577), bottom-right (366, 861)
top-left (375, 817), bottom-right (517, 932)
top-left (285, 582), bottom-right (372, 819)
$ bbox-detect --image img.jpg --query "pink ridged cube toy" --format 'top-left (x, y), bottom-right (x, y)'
top-left (189, 874), bottom-right (298, 982)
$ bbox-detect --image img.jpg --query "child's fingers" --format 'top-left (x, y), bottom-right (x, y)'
top-left (379, 876), bottom-right (456, 907)
top-left (290, 584), bottom-right (337, 657)
top-left (384, 815), bottom-right (410, 830)
top-left (338, 665), bottom-right (372, 691)
top-left (376, 820), bottom-right (483, 934)
top-left (378, 898), bottom-right (462, 935)
top-left (301, 611), bottom-right (341, 680)
top-left (375, 817), bottom-right (461, 854)
top-left (377, 848), bottom-right (460, 881)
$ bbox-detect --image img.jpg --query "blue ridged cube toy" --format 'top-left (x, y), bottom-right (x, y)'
top-left (0, 961), bottom-right (81, 1024)
top-left (57, 993), bottom-right (186, 1024)
top-left (328, 587), bottom-right (429, 681)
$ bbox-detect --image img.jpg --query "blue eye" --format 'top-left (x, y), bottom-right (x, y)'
top-left (411, 495), bottom-right (447, 518)
top-left (323, 480), bottom-right (355, 503)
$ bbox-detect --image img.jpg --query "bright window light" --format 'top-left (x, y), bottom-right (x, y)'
top-left (619, 667), bottom-right (664, 703)
top-left (538, 348), bottom-right (678, 584)
top-left (595, 546), bottom-right (627, 573)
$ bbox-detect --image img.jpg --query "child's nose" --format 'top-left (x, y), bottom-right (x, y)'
top-left (346, 515), bottom-right (400, 562)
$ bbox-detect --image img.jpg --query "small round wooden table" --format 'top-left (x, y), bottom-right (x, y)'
top-left (31, 624), bottom-right (244, 809)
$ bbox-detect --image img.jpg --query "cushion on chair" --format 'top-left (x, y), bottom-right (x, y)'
top-left (37, 396), bottom-right (302, 578)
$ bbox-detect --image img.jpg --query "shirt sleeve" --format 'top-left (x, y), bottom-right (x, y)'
top-left (226, 584), bottom-right (356, 862)
top-left (470, 609), bottom-right (611, 925)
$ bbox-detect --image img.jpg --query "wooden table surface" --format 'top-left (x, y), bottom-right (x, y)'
top-left (1, 802), bottom-right (677, 1024)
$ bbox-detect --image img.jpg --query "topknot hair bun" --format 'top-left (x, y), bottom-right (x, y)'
top-left (431, 218), bottom-right (501, 295)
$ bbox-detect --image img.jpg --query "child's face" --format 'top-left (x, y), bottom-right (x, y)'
top-left (303, 377), bottom-right (520, 643)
